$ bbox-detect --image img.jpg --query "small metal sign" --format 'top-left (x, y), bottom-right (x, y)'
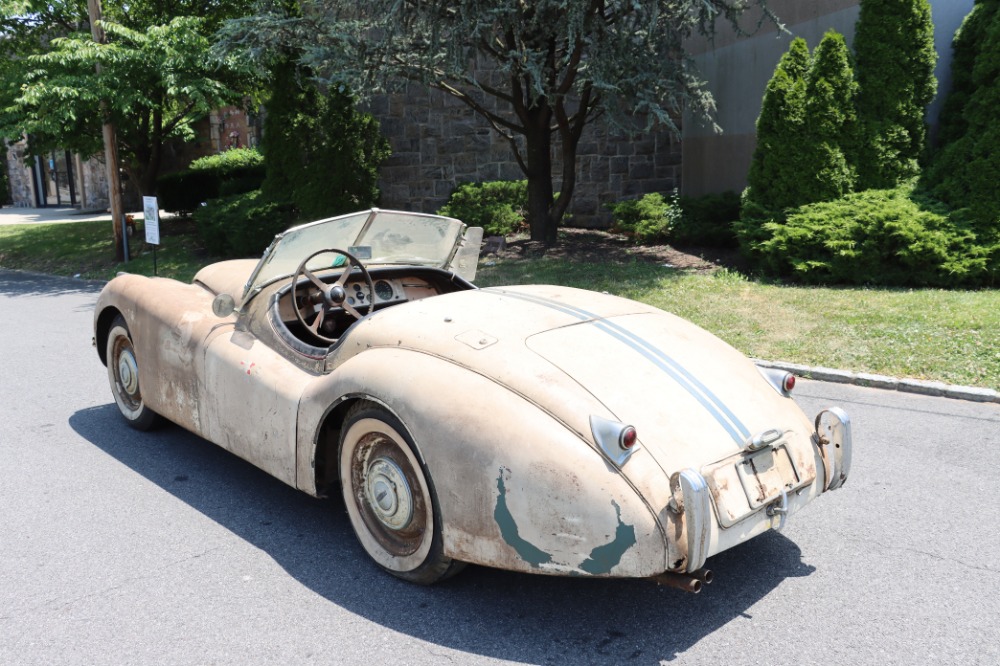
top-left (143, 196), bottom-right (160, 245)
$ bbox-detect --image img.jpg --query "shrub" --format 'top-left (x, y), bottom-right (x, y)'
top-left (156, 170), bottom-right (220, 216)
top-left (193, 189), bottom-right (298, 258)
top-left (189, 147), bottom-right (264, 174)
top-left (673, 191), bottom-right (741, 247)
top-left (607, 191), bottom-right (682, 244)
top-left (438, 180), bottom-right (529, 236)
top-left (157, 147), bottom-right (265, 215)
top-left (754, 184), bottom-right (994, 287)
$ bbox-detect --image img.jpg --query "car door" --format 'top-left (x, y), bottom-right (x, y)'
top-left (199, 323), bottom-right (314, 487)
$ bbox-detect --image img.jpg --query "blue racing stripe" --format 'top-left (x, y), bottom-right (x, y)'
top-left (489, 287), bottom-right (749, 445)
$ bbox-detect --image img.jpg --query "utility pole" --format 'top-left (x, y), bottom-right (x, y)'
top-left (86, 0), bottom-right (127, 262)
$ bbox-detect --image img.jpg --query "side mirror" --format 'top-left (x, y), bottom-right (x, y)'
top-left (212, 293), bottom-right (236, 318)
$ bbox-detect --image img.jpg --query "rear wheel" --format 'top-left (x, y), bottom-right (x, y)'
top-left (106, 315), bottom-right (162, 431)
top-left (339, 402), bottom-right (462, 584)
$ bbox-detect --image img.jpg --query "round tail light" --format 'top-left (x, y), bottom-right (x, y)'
top-left (620, 426), bottom-right (637, 450)
top-left (783, 373), bottom-right (796, 393)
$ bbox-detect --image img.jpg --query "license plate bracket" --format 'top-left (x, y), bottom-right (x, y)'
top-left (737, 445), bottom-right (800, 509)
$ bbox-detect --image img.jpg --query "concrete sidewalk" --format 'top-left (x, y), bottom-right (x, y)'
top-left (0, 205), bottom-right (154, 226)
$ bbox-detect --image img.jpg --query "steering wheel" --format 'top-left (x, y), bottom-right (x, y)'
top-left (291, 248), bottom-right (375, 344)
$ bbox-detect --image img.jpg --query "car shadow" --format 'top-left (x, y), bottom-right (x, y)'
top-left (70, 404), bottom-right (815, 664)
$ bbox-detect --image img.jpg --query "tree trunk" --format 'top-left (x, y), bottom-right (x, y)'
top-left (524, 109), bottom-right (557, 246)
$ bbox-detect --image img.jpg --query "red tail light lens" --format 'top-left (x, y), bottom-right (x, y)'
top-left (620, 426), bottom-right (637, 450)
top-left (783, 373), bottom-right (796, 393)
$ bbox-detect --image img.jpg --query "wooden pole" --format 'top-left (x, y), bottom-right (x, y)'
top-left (86, 0), bottom-right (127, 262)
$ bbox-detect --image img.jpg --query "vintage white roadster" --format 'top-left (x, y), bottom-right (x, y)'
top-left (94, 209), bottom-right (851, 591)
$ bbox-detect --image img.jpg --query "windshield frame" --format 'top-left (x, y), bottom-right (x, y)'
top-left (240, 208), bottom-right (467, 304)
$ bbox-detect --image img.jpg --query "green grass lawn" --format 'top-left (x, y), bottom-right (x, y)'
top-left (0, 219), bottom-right (217, 282)
top-left (2, 220), bottom-right (997, 389)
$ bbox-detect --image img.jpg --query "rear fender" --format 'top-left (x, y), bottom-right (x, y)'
top-left (298, 347), bottom-right (670, 577)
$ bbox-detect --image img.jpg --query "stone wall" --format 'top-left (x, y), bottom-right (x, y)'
top-left (370, 83), bottom-right (681, 228)
top-left (4, 140), bottom-right (36, 207)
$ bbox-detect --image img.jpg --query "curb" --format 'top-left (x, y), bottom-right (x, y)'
top-left (754, 359), bottom-right (1000, 404)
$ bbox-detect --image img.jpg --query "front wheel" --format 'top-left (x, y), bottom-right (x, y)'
top-left (106, 315), bottom-right (162, 431)
top-left (339, 402), bottom-right (462, 584)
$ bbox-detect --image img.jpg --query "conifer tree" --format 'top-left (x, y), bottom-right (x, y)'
top-left (802, 31), bottom-right (859, 202)
top-left (744, 38), bottom-right (812, 216)
top-left (853, 0), bottom-right (937, 189)
top-left (925, 0), bottom-right (1000, 231)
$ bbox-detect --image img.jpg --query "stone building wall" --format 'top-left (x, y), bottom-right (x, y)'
top-left (79, 154), bottom-right (109, 210)
top-left (4, 140), bottom-right (37, 207)
top-left (370, 83), bottom-right (681, 228)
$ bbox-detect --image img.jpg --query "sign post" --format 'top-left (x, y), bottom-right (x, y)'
top-left (143, 196), bottom-right (161, 275)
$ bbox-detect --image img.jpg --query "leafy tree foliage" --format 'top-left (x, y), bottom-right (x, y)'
top-left (0, 1), bottom-right (258, 196)
top-left (853, 0), bottom-right (937, 189)
top-left (219, 0), bottom-right (779, 245)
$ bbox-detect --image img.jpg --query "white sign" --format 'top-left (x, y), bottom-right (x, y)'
top-left (143, 196), bottom-right (160, 245)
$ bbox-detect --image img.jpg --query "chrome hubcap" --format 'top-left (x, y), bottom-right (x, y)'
top-left (117, 348), bottom-right (139, 397)
top-left (364, 458), bottom-right (412, 530)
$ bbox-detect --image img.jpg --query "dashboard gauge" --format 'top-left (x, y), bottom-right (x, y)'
top-left (374, 280), bottom-right (394, 301)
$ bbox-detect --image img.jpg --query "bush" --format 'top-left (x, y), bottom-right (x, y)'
top-left (157, 147), bottom-right (265, 215)
top-left (189, 147), bottom-right (264, 174)
top-left (674, 191), bottom-right (741, 247)
top-left (607, 191), bottom-right (682, 243)
top-left (193, 189), bottom-right (298, 258)
top-left (753, 184), bottom-right (994, 287)
top-left (438, 180), bottom-right (529, 236)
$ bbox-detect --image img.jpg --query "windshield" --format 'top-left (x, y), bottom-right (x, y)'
top-left (243, 209), bottom-right (467, 299)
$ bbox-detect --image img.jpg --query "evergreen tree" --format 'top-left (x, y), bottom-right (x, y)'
top-left (802, 31), bottom-right (859, 203)
top-left (744, 38), bottom-right (812, 215)
top-left (261, 60), bottom-right (390, 219)
top-left (925, 0), bottom-right (1000, 232)
top-left (853, 0), bottom-right (937, 189)
top-left (934, 0), bottom-right (998, 148)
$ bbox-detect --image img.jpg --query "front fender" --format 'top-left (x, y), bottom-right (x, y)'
top-left (298, 347), bottom-right (673, 577)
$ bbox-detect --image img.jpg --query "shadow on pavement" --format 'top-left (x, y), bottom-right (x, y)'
top-left (0, 269), bottom-right (104, 299)
top-left (70, 403), bottom-right (815, 664)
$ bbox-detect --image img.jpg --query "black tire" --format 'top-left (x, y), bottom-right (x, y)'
top-left (339, 401), bottom-right (463, 584)
top-left (106, 315), bottom-right (162, 431)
